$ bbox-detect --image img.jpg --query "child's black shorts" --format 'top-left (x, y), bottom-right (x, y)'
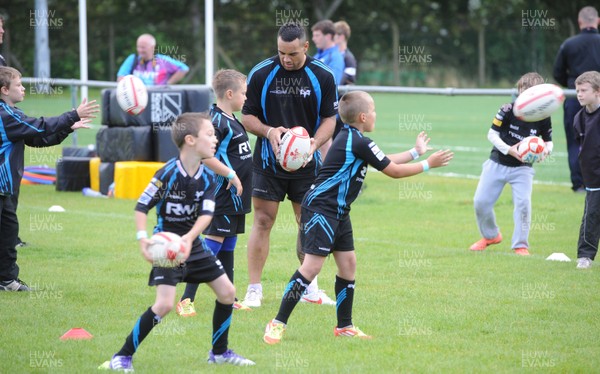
top-left (300, 208), bottom-right (354, 257)
top-left (203, 214), bottom-right (246, 237)
top-left (148, 255), bottom-right (225, 287)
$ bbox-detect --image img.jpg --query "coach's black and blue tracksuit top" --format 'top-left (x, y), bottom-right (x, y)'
top-left (0, 99), bottom-right (77, 196)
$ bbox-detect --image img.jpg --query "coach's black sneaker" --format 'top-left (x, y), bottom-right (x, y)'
top-left (0, 278), bottom-right (31, 291)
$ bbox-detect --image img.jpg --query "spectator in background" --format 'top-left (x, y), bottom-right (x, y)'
top-left (334, 21), bottom-right (357, 85)
top-left (311, 20), bottom-right (344, 85)
top-left (117, 33), bottom-right (189, 86)
top-left (553, 6), bottom-right (600, 193)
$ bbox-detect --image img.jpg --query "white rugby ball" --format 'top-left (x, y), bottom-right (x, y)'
top-left (148, 232), bottom-right (186, 267)
top-left (277, 126), bottom-right (311, 172)
top-left (517, 136), bottom-right (546, 163)
top-left (513, 83), bottom-right (564, 122)
top-left (116, 75), bottom-right (148, 115)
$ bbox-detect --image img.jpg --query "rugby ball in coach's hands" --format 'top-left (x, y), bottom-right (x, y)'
top-left (148, 232), bottom-right (186, 267)
top-left (518, 136), bottom-right (546, 163)
top-left (513, 83), bottom-right (565, 122)
top-left (277, 126), bottom-right (311, 172)
top-left (116, 75), bottom-right (148, 115)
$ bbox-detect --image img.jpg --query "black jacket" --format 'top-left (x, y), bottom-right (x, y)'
top-left (0, 100), bottom-right (77, 195)
top-left (553, 28), bottom-right (600, 89)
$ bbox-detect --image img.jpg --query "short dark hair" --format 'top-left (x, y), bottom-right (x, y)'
top-left (311, 20), bottom-right (336, 37)
top-left (278, 22), bottom-right (306, 43)
top-left (171, 112), bottom-right (212, 149)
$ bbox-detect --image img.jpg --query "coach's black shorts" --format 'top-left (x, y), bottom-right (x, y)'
top-left (203, 214), bottom-right (246, 237)
top-left (300, 208), bottom-right (354, 257)
top-left (148, 255), bottom-right (225, 287)
top-left (252, 172), bottom-right (313, 203)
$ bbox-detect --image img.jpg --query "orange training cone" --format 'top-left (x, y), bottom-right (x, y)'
top-left (60, 328), bottom-right (93, 340)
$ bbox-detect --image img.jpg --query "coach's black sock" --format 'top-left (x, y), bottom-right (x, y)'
top-left (217, 250), bottom-right (234, 284)
top-left (212, 300), bottom-right (233, 355)
top-left (117, 307), bottom-right (161, 356)
top-left (181, 283), bottom-right (200, 302)
top-left (335, 275), bottom-right (355, 328)
top-left (275, 270), bottom-right (310, 325)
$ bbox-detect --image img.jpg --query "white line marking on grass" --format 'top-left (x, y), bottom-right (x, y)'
top-left (382, 143), bottom-right (568, 157)
top-left (430, 172), bottom-right (572, 186)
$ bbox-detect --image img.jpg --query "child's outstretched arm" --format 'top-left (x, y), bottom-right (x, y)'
top-left (382, 149), bottom-right (453, 178)
top-left (76, 98), bottom-right (100, 121)
top-left (386, 131), bottom-right (432, 164)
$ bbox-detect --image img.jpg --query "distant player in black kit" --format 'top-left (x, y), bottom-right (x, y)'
top-left (263, 91), bottom-right (453, 344)
top-left (102, 113), bottom-right (254, 371)
top-left (176, 69), bottom-right (252, 315)
top-left (241, 22), bottom-right (339, 307)
top-left (470, 72), bottom-right (553, 256)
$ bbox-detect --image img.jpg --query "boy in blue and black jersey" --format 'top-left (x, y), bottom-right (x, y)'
top-left (262, 91), bottom-right (453, 344)
top-left (0, 66), bottom-right (98, 292)
top-left (176, 69), bottom-right (253, 314)
top-left (102, 113), bottom-right (254, 371)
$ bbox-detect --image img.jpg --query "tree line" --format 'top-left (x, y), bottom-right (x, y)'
top-left (0, 0), bottom-right (593, 87)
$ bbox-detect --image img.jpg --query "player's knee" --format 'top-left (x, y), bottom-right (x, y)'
top-left (153, 301), bottom-right (173, 317)
top-left (217, 283), bottom-right (236, 304)
top-left (253, 211), bottom-right (276, 230)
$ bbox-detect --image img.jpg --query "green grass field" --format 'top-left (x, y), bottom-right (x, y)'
top-left (1, 89), bottom-right (598, 373)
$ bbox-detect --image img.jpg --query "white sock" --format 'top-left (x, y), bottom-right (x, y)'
top-left (306, 276), bottom-right (318, 294)
top-left (248, 283), bottom-right (262, 293)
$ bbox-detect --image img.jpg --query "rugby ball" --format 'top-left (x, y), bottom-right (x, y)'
top-left (513, 83), bottom-right (564, 122)
top-left (277, 126), bottom-right (311, 172)
top-left (517, 136), bottom-right (546, 163)
top-left (116, 75), bottom-right (148, 115)
top-left (148, 232), bottom-right (186, 267)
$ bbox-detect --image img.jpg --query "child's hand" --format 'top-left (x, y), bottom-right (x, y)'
top-left (538, 147), bottom-right (550, 162)
top-left (76, 98), bottom-right (100, 120)
top-left (508, 143), bottom-right (523, 161)
top-left (139, 238), bottom-right (154, 264)
top-left (179, 235), bottom-right (193, 263)
top-left (414, 131), bottom-right (432, 156)
top-left (426, 149), bottom-right (454, 168)
top-left (226, 174), bottom-right (243, 196)
top-left (71, 119), bottom-right (91, 130)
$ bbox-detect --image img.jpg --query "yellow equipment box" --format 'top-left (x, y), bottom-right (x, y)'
top-left (113, 161), bottom-right (165, 200)
top-left (89, 157), bottom-right (101, 192)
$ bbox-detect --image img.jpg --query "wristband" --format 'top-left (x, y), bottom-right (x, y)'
top-left (409, 148), bottom-right (420, 160)
top-left (136, 230), bottom-right (148, 241)
top-left (226, 170), bottom-right (236, 180)
top-left (266, 127), bottom-right (274, 139)
top-left (420, 160), bottom-right (430, 172)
